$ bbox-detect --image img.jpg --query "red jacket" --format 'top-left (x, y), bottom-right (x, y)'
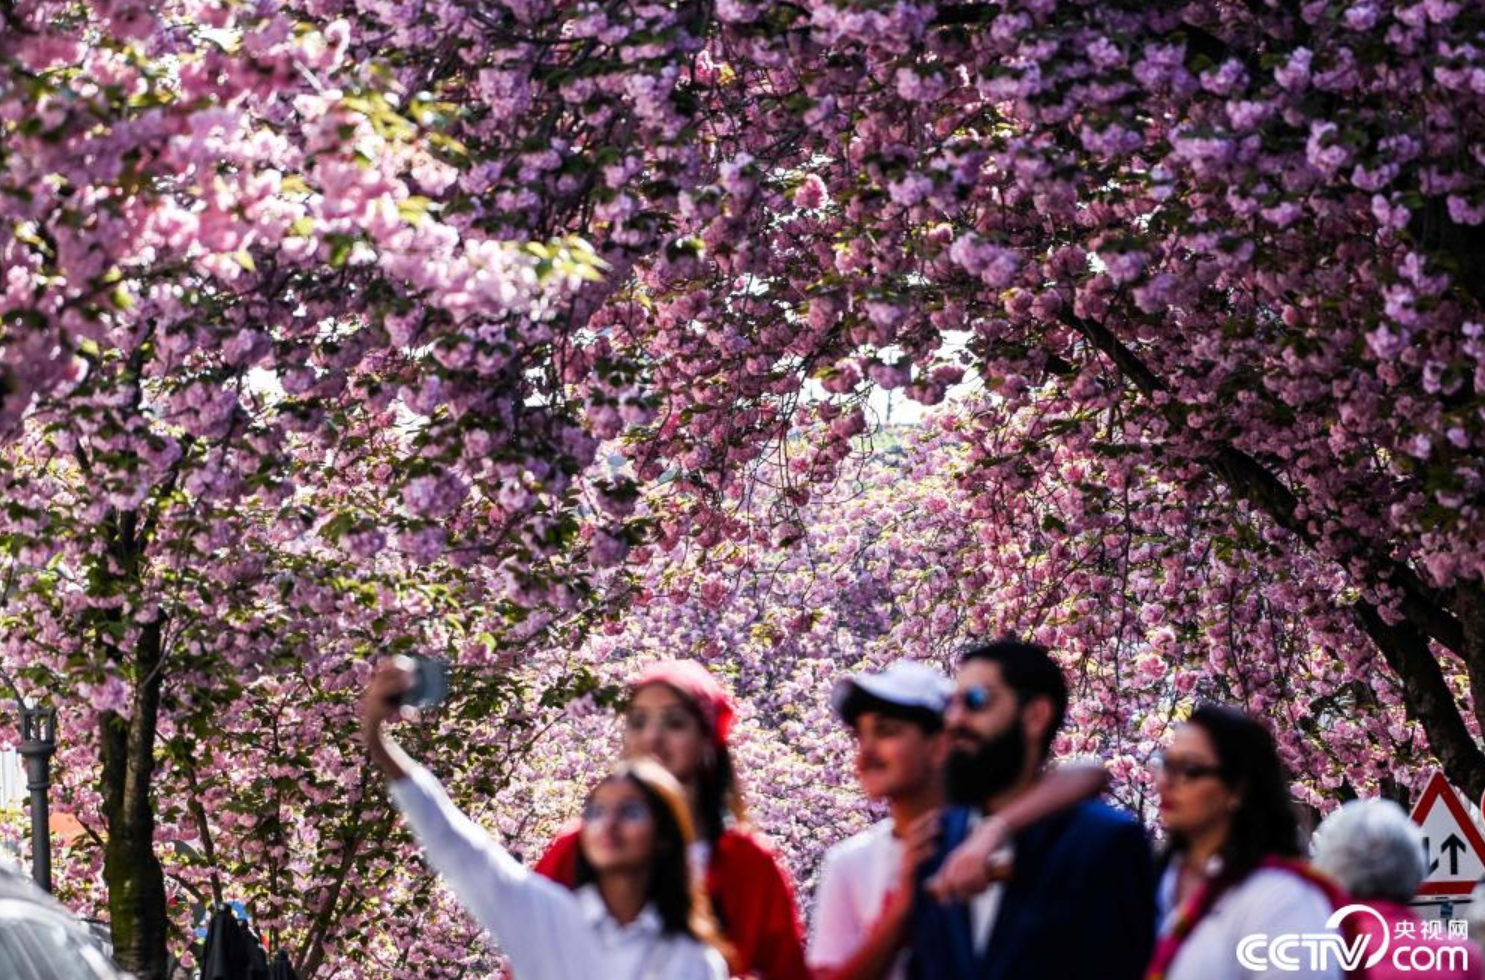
top-left (535, 822), bottom-right (811, 980)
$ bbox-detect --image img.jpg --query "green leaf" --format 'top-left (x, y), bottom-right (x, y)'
top-left (326, 234), bottom-right (356, 268)
top-left (397, 196), bottom-right (433, 225)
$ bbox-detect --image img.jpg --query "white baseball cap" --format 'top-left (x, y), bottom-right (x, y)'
top-left (832, 660), bottom-right (954, 723)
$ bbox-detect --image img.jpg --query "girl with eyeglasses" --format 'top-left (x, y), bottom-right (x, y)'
top-left (1144, 704), bottom-right (1345, 980)
top-left (362, 661), bottom-right (728, 980)
top-left (533, 660), bottom-right (811, 980)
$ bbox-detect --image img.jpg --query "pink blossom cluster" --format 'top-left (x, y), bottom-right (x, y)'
top-left (2, 0), bottom-right (1484, 976)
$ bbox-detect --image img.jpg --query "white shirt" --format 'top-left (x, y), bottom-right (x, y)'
top-left (809, 820), bottom-right (909, 980)
top-left (1157, 862), bottom-right (1342, 980)
top-left (963, 813), bottom-right (1004, 957)
top-left (389, 764), bottom-right (728, 980)
top-left (809, 817), bottom-right (1002, 980)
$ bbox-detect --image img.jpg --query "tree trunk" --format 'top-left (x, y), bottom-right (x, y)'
top-left (100, 617), bottom-right (168, 979)
top-left (1063, 309), bottom-right (1485, 795)
top-left (1356, 604), bottom-right (1485, 802)
top-left (1453, 584), bottom-right (1485, 744)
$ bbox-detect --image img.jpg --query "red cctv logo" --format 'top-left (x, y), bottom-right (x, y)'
top-left (1236, 905), bottom-right (1472, 973)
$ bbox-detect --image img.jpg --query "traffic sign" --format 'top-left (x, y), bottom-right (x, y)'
top-left (1410, 771), bottom-right (1485, 896)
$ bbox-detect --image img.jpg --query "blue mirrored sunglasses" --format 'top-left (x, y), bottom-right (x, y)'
top-left (948, 685), bottom-right (993, 711)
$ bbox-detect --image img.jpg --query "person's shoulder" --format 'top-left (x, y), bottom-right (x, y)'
top-left (532, 821), bottom-right (583, 878)
top-left (822, 819), bottom-right (895, 868)
top-left (540, 821), bottom-right (583, 857)
top-left (1238, 865), bottom-right (1335, 907)
top-left (700, 943), bottom-right (731, 980)
top-left (719, 826), bottom-right (790, 871)
top-left (1220, 866), bottom-right (1338, 937)
top-left (830, 819), bottom-right (895, 856)
top-left (716, 828), bottom-right (806, 902)
top-left (938, 804), bottom-right (980, 840)
top-left (1041, 802), bottom-right (1149, 872)
top-left (1063, 800), bottom-right (1145, 838)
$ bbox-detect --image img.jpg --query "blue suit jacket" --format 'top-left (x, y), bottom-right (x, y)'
top-left (908, 801), bottom-right (1155, 980)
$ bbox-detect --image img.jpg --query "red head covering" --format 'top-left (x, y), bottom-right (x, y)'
top-left (631, 660), bottom-right (735, 750)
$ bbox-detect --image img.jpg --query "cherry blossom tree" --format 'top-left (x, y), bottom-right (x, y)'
top-left (0, 2), bottom-right (632, 974)
top-left (5, 0), bottom-right (1485, 976)
top-left (601, 0), bottom-right (1485, 798)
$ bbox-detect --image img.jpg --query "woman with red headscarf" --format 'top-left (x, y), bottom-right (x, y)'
top-left (536, 660), bottom-right (811, 980)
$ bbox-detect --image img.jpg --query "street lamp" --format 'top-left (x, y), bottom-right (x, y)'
top-left (0, 667), bottom-right (56, 893)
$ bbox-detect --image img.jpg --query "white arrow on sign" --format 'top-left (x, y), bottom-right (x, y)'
top-left (1410, 770), bottom-right (1485, 897)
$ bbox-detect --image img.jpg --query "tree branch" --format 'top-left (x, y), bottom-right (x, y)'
top-left (1062, 308), bottom-right (1466, 654)
top-left (1060, 308), bottom-right (1485, 794)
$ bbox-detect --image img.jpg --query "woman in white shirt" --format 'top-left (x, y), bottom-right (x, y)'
top-left (362, 661), bottom-right (729, 980)
top-left (1145, 704), bottom-right (1344, 980)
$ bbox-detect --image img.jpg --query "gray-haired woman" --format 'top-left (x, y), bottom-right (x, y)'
top-left (1312, 799), bottom-right (1482, 980)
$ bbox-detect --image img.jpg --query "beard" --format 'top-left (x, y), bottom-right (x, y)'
top-left (945, 718), bottom-right (1027, 806)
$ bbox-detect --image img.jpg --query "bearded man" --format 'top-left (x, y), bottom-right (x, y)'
top-left (908, 640), bottom-right (1156, 980)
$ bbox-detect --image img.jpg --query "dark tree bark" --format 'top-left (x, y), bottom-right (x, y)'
top-left (92, 500), bottom-right (170, 979)
top-left (100, 616), bottom-right (169, 979)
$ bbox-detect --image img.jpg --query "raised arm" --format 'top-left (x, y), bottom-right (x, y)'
top-left (361, 662), bottom-right (599, 980)
top-left (362, 660), bottom-right (418, 781)
top-left (995, 757), bottom-right (1109, 832)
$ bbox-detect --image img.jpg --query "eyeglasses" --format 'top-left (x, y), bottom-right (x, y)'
top-left (1153, 752), bottom-right (1225, 785)
top-left (948, 685), bottom-right (995, 712)
top-left (625, 710), bottom-right (697, 735)
top-left (582, 800), bottom-right (653, 826)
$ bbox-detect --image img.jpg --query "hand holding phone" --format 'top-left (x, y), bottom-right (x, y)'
top-left (392, 654), bottom-right (449, 711)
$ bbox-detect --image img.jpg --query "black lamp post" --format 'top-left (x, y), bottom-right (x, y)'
top-left (17, 703), bottom-right (57, 892)
top-left (1, 668), bottom-right (56, 893)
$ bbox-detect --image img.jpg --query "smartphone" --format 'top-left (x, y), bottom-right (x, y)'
top-left (392, 655), bottom-right (449, 710)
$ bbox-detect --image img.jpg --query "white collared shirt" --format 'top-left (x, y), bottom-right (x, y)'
top-left (389, 763), bottom-right (727, 980)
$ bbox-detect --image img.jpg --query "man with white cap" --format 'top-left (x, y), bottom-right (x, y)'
top-left (809, 661), bottom-right (1108, 980)
top-left (809, 660), bottom-right (957, 980)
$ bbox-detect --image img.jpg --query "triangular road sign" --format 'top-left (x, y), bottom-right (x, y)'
top-left (1409, 770), bottom-right (1485, 896)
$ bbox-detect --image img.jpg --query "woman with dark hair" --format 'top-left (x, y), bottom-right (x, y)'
top-left (363, 661), bottom-right (727, 980)
top-left (535, 660), bottom-right (810, 980)
top-left (1144, 704), bottom-right (1345, 980)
